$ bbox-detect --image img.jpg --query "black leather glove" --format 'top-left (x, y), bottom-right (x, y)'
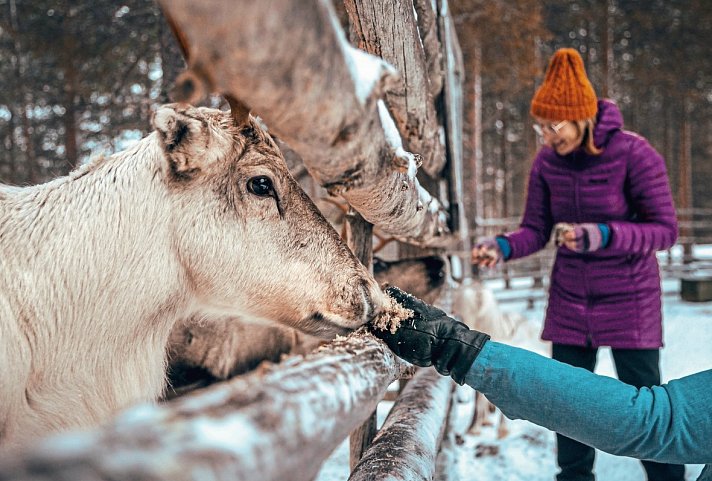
top-left (372, 286), bottom-right (490, 385)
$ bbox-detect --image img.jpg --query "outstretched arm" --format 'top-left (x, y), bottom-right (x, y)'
top-left (373, 287), bottom-right (711, 465)
top-left (466, 341), bottom-right (712, 464)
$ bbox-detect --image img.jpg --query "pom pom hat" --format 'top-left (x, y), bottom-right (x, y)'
top-left (530, 48), bottom-right (598, 121)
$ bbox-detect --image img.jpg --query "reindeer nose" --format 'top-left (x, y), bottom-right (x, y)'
top-left (360, 278), bottom-right (389, 323)
top-left (424, 256), bottom-right (446, 287)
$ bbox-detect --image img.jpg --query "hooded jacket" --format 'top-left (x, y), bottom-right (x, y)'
top-left (503, 99), bottom-right (678, 348)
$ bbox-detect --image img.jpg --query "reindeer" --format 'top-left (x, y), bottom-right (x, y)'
top-left (165, 316), bottom-right (322, 397)
top-left (0, 103), bottom-right (387, 448)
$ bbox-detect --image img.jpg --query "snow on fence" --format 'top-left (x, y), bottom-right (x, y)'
top-left (0, 333), bottom-right (412, 481)
top-left (349, 368), bottom-right (455, 481)
top-left (0, 0), bottom-right (467, 479)
top-left (0, 334), bottom-right (461, 481)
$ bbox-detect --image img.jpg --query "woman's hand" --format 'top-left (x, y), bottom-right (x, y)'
top-left (471, 238), bottom-right (503, 267)
top-left (557, 223), bottom-right (604, 253)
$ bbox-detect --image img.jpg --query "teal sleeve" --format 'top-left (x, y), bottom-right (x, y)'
top-left (464, 341), bottom-right (712, 464)
top-left (598, 223), bottom-right (611, 248)
top-left (495, 236), bottom-right (512, 260)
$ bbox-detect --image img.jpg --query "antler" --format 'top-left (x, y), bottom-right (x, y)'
top-left (162, 9), bottom-right (250, 127)
top-left (225, 94), bottom-right (251, 127)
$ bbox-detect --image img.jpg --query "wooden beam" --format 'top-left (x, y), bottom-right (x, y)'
top-left (348, 368), bottom-right (454, 481)
top-left (0, 331), bottom-right (411, 481)
top-left (157, 0), bottom-right (451, 246)
top-left (344, 0), bottom-right (446, 177)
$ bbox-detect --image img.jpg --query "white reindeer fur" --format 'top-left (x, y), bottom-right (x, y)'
top-left (0, 104), bottom-right (384, 447)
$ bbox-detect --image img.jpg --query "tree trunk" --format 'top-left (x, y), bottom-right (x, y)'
top-left (1, 110), bottom-right (16, 183)
top-left (61, 58), bottom-right (79, 172)
top-left (345, 209), bottom-right (378, 469)
top-left (9, 0), bottom-right (36, 184)
top-left (19, 102), bottom-right (35, 183)
top-left (158, 14), bottom-right (187, 103)
top-left (472, 43), bottom-right (483, 229)
top-left (600, 0), bottom-right (611, 98)
top-left (678, 96), bottom-right (693, 260)
top-left (158, 0), bottom-right (451, 247)
top-left (501, 105), bottom-right (509, 218)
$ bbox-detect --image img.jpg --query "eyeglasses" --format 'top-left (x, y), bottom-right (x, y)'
top-left (532, 120), bottom-right (568, 138)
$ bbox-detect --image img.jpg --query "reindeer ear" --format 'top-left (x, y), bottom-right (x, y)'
top-left (152, 104), bottom-right (212, 180)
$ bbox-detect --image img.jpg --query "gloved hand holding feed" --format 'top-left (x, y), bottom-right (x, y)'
top-left (371, 286), bottom-right (490, 385)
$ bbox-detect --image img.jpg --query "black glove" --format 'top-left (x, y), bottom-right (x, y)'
top-left (372, 286), bottom-right (490, 385)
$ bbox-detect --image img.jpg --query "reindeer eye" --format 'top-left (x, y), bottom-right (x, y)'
top-left (247, 176), bottom-right (275, 197)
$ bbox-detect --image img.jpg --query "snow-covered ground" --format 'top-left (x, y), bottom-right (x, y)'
top-left (316, 274), bottom-right (710, 481)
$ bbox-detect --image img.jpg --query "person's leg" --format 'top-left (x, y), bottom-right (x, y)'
top-left (552, 343), bottom-right (598, 481)
top-left (611, 349), bottom-right (685, 481)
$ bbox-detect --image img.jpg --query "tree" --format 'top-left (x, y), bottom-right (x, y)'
top-left (451, 0), bottom-right (549, 226)
top-left (0, 1), bottom-right (180, 183)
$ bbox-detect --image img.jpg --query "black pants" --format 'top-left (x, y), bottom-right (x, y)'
top-left (551, 344), bottom-right (685, 481)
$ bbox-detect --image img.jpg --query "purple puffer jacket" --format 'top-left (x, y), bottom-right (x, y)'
top-left (503, 99), bottom-right (678, 348)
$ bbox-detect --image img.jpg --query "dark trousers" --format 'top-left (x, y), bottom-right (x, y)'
top-left (551, 344), bottom-right (685, 481)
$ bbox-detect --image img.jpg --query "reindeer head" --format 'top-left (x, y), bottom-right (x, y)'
top-left (152, 103), bottom-right (386, 338)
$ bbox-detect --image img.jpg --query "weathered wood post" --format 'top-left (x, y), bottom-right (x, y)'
top-left (345, 208), bottom-right (379, 468)
top-left (348, 368), bottom-right (454, 481)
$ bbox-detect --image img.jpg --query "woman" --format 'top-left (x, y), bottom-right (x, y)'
top-left (372, 286), bottom-right (711, 480)
top-left (471, 48), bottom-right (681, 481)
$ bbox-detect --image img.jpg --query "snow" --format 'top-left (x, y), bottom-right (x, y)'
top-left (377, 99), bottom-right (419, 178)
top-left (346, 48), bottom-right (396, 106)
top-left (316, 274), bottom-right (710, 481)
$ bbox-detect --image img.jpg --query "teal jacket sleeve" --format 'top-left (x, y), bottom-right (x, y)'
top-left (464, 341), bottom-right (712, 464)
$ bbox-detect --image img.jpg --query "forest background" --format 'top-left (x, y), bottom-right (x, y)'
top-left (2, 0), bottom-right (711, 236)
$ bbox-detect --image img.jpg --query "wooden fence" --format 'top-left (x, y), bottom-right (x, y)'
top-left (0, 0), bottom-right (469, 480)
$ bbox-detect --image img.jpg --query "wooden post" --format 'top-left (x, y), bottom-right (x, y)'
top-left (434, 385), bottom-right (459, 481)
top-left (343, 0), bottom-right (445, 177)
top-left (345, 208), bottom-right (379, 469)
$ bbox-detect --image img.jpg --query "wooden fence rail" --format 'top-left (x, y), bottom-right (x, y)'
top-left (349, 368), bottom-right (454, 481)
top-left (0, 332), bottom-right (412, 481)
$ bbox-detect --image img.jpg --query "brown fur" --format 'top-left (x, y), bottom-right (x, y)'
top-left (165, 255), bottom-right (447, 395)
top-left (373, 255), bottom-right (446, 304)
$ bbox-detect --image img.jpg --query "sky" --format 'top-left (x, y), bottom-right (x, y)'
top-left (316, 258), bottom-right (711, 481)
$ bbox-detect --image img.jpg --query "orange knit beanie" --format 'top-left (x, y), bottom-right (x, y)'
top-left (530, 48), bottom-right (598, 121)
